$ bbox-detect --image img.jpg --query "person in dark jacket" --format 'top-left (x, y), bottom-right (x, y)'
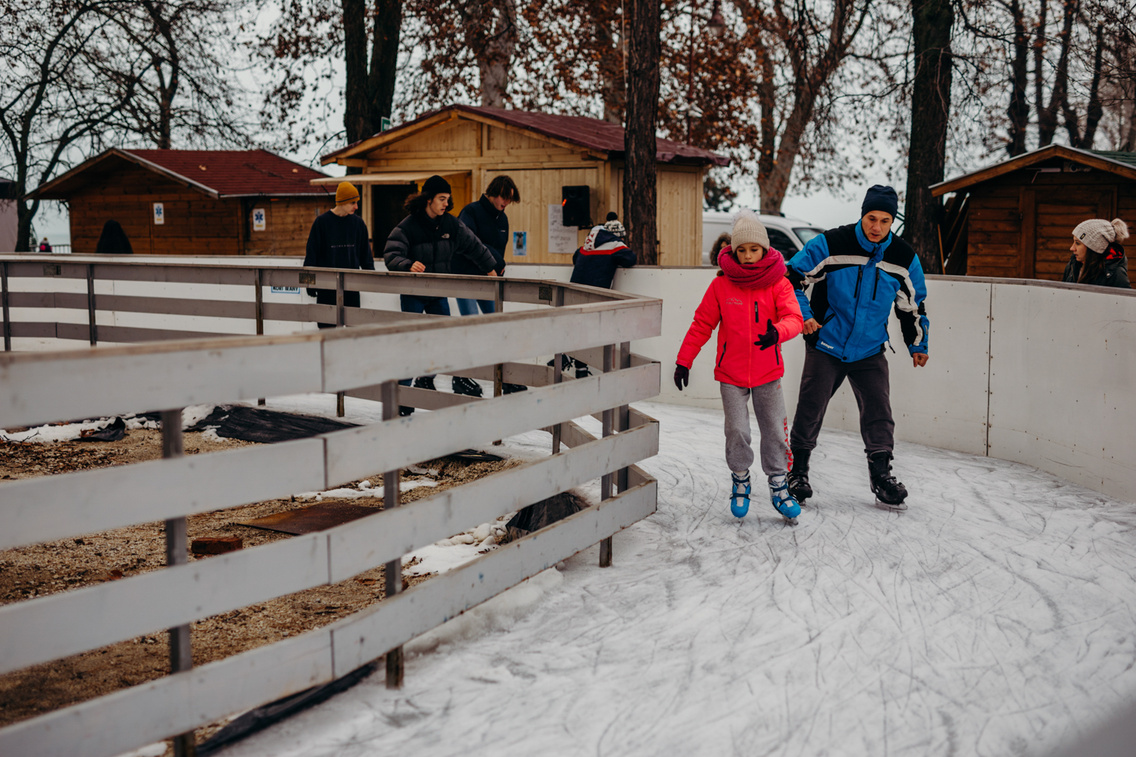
top-left (785, 185), bottom-right (930, 511)
top-left (38, 237), bottom-right (52, 252)
top-left (1063, 218), bottom-right (1130, 289)
top-left (454, 175), bottom-right (518, 314)
top-left (569, 213), bottom-right (637, 289)
top-left (302, 181), bottom-right (374, 328)
top-left (95, 220), bottom-right (133, 254)
top-left (384, 175), bottom-right (499, 405)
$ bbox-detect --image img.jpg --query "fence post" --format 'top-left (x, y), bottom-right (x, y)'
top-left (2, 261), bottom-right (10, 352)
top-left (599, 343), bottom-right (615, 568)
top-left (161, 408), bottom-right (195, 757)
top-left (551, 287), bottom-right (565, 454)
top-left (381, 380), bottom-right (404, 689)
top-left (86, 264), bottom-right (97, 346)
top-left (254, 269), bottom-right (265, 406)
top-left (617, 341), bottom-right (631, 494)
top-left (336, 272), bottom-right (345, 417)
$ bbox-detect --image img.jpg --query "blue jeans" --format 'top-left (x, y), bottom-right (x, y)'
top-left (399, 295), bottom-right (451, 385)
top-left (455, 298), bottom-right (496, 316)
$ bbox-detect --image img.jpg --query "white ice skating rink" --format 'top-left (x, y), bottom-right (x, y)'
top-left (209, 397), bottom-right (1136, 757)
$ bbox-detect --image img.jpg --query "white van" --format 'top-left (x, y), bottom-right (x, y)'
top-left (702, 211), bottom-right (823, 265)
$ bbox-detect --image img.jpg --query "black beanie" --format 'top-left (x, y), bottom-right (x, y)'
top-left (422, 175), bottom-right (451, 199)
top-left (861, 185), bottom-right (898, 218)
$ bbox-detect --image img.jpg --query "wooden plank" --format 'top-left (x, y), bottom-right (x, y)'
top-left (0, 629), bottom-right (334, 757)
top-left (327, 421), bottom-right (658, 581)
top-left (0, 437), bottom-right (324, 551)
top-left (88, 263), bottom-right (254, 287)
top-left (321, 299), bottom-right (662, 392)
top-left (325, 363), bottom-right (659, 484)
top-left (8, 322), bottom-right (57, 339)
top-left (7, 291), bottom-right (58, 308)
top-left (84, 324), bottom-right (248, 344)
top-left (329, 479), bottom-right (658, 676)
top-left (0, 337), bottom-right (323, 429)
top-left (84, 294), bottom-right (257, 320)
top-left (0, 533), bottom-right (329, 675)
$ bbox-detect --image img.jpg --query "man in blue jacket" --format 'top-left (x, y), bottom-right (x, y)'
top-left (785, 185), bottom-right (929, 510)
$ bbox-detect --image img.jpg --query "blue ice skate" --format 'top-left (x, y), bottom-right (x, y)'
top-left (769, 475), bottom-right (801, 525)
top-left (729, 472), bottom-right (751, 518)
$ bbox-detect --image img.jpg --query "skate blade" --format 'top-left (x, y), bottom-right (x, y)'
top-left (784, 516), bottom-right (798, 526)
top-left (874, 498), bottom-right (908, 511)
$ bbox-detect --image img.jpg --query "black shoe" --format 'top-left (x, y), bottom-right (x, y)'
top-left (412, 376), bottom-right (435, 391)
top-left (546, 355), bottom-right (574, 372)
top-left (399, 406), bottom-right (414, 417)
top-left (574, 361), bottom-right (591, 379)
top-left (787, 448), bottom-right (813, 503)
top-left (452, 376), bottom-right (483, 397)
top-left (503, 383), bottom-right (527, 394)
top-left (868, 450), bottom-right (908, 509)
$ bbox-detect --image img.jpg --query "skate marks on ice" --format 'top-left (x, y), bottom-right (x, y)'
top-left (217, 402), bottom-right (1136, 757)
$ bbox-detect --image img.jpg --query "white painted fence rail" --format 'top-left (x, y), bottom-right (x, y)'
top-left (0, 259), bottom-right (662, 757)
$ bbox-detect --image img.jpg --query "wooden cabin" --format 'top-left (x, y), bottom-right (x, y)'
top-left (931, 145), bottom-right (1136, 280)
top-left (319, 104), bottom-right (730, 266)
top-left (30, 149), bottom-right (333, 255)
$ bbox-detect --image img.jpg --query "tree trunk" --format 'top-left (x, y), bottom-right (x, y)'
top-left (370, 0), bottom-right (401, 128)
top-left (1006, 0), bottom-right (1028, 156)
top-left (477, 0), bottom-right (517, 107)
top-left (343, 0), bottom-right (371, 144)
top-left (903, 0), bottom-right (953, 275)
top-left (1036, 0), bottom-right (1077, 147)
top-left (1065, 23), bottom-right (1103, 148)
top-left (596, 16), bottom-right (624, 124)
top-left (623, 0), bottom-right (660, 265)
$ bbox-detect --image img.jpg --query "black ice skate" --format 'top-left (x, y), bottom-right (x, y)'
top-left (451, 375), bottom-right (483, 397)
top-left (412, 376), bottom-right (436, 391)
top-left (868, 450), bottom-right (908, 510)
top-left (787, 448), bottom-right (813, 504)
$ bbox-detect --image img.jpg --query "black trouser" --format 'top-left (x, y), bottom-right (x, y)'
top-left (790, 343), bottom-right (894, 456)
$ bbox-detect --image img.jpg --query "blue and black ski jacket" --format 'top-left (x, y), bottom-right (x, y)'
top-left (786, 221), bottom-right (929, 363)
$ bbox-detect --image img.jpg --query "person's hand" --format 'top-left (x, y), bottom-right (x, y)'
top-left (487, 269), bottom-right (499, 277)
top-left (673, 365), bottom-right (689, 391)
top-left (410, 261), bottom-right (426, 273)
top-left (757, 319), bottom-right (779, 350)
top-left (913, 352), bottom-right (929, 368)
top-left (801, 318), bottom-right (820, 335)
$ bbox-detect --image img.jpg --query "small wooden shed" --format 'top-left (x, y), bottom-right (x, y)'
top-left (30, 149), bottom-right (333, 256)
top-left (319, 104), bottom-right (730, 266)
top-left (931, 144), bottom-right (1136, 280)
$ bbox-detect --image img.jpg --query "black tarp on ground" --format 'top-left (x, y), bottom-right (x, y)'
top-left (185, 405), bottom-right (359, 443)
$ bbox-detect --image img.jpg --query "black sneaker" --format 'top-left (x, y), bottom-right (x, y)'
top-left (452, 376), bottom-right (483, 397)
top-left (412, 376), bottom-right (435, 391)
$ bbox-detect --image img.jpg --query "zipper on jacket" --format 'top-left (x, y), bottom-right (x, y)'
top-left (754, 301), bottom-right (760, 324)
top-left (718, 342), bottom-right (727, 367)
top-left (854, 268), bottom-right (864, 298)
top-left (872, 269), bottom-right (880, 299)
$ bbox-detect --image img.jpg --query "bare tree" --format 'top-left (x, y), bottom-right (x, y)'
top-left (903, 0), bottom-right (954, 275)
top-left (624, 0), bottom-right (661, 264)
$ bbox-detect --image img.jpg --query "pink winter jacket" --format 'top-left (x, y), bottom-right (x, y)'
top-left (676, 274), bottom-right (804, 388)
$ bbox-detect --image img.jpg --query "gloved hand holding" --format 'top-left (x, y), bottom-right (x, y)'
top-left (757, 318), bottom-right (779, 350)
top-left (673, 364), bottom-right (689, 391)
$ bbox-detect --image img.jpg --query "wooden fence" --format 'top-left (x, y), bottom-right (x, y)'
top-left (0, 257), bottom-right (662, 757)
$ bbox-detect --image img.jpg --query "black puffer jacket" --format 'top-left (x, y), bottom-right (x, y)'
top-left (454, 195), bottom-right (508, 275)
top-left (383, 211), bottom-right (497, 275)
top-left (1061, 244), bottom-right (1131, 289)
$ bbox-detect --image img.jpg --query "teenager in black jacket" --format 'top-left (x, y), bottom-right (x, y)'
top-left (302, 181), bottom-right (374, 328)
top-left (454, 175), bottom-right (518, 315)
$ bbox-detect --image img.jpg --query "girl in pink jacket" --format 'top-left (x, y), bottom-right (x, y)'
top-left (674, 210), bottom-right (804, 523)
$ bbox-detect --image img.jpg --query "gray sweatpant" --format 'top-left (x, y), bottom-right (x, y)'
top-left (720, 380), bottom-right (791, 477)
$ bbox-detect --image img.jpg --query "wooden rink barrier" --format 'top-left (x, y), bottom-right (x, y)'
top-left (0, 257), bottom-right (662, 757)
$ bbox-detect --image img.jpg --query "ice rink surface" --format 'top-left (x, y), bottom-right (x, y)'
top-left (217, 399), bottom-right (1136, 757)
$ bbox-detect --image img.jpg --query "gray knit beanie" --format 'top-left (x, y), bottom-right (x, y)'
top-left (1072, 218), bottom-right (1130, 254)
top-left (731, 210), bottom-right (769, 250)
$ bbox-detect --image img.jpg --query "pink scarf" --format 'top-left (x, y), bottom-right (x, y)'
top-left (717, 246), bottom-right (787, 289)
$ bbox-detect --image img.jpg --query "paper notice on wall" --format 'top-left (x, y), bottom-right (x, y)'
top-left (547, 205), bottom-right (578, 254)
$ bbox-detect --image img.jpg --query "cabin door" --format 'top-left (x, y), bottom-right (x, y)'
top-left (1024, 186), bottom-right (1116, 280)
top-left (371, 184), bottom-right (418, 253)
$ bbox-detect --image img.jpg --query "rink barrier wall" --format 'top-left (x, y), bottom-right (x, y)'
top-left (0, 260), bottom-right (661, 757)
top-left (3, 254), bottom-right (1133, 501)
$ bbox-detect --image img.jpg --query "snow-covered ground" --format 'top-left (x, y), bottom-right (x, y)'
top-left (188, 397), bottom-right (1136, 757)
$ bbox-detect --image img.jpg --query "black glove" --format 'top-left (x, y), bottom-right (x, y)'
top-left (757, 319), bottom-right (779, 350)
top-left (673, 364), bottom-right (689, 391)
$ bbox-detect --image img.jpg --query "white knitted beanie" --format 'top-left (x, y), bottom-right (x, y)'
top-left (731, 210), bottom-right (769, 250)
top-left (1072, 218), bottom-right (1130, 254)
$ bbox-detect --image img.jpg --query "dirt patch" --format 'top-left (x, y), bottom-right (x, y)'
top-left (0, 429), bottom-right (519, 750)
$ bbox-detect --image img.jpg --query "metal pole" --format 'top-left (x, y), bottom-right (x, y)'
top-left (599, 344), bottom-right (614, 568)
top-left (336, 273), bottom-right (345, 416)
top-left (86, 264), bottom-right (97, 346)
top-left (551, 287), bottom-right (565, 454)
top-left (381, 380), bottom-right (404, 689)
top-left (255, 269), bottom-right (265, 406)
top-left (617, 341), bottom-right (631, 494)
top-left (162, 408), bottom-right (195, 757)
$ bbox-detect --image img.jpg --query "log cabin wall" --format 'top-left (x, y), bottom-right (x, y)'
top-left (242, 197), bottom-right (329, 256)
top-left (355, 117), bottom-right (706, 267)
top-left (964, 166), bottom-right (1134, 281)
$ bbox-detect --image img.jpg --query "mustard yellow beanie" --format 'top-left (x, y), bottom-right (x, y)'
top-left (335, 181), bottom-right (360, 205)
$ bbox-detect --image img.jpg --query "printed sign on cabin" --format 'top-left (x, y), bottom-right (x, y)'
top-left (152, 203), bottom-right (164, 225)
top-left (253, 208), bottom-right (266, 232)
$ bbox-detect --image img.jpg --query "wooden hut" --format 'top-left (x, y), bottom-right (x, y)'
top-left (29, 149), bottom-right (333, 256)
top-left (931, 144), bottom-right (1136, 280)
top-left (319, 104), bottom-right (730, 266)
